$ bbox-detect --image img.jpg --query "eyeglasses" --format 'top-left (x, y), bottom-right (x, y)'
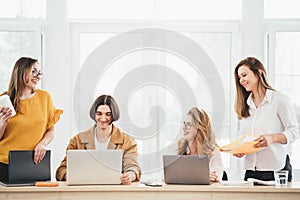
top-left (183, 121), bottom-right (193, 130)
top-left (32, 69), bottom-right (43, 77)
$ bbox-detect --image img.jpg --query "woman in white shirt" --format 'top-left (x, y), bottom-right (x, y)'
top-left (234, 57), bottom-right (299, 181)
top-left (177, 107), bottom-right (223, 182)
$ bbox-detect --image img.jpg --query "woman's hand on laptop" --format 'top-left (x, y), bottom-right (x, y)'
top-left (120, 171), bottom-right (136, 185)
top-left (210, 171), bottom-right (219, 182)
top-left (34, 142), bottom-right (47, 164)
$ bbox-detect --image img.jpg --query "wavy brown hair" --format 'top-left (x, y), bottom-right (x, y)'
top-left (178, 107), bottom-right (217, 155)
top-left (7, 57), bottom-right (38, 111)
top-left (234, 57), bottom-right (274, 120)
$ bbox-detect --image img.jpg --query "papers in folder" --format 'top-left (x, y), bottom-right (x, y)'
top-left (219, 134), bottom-right (264, 155)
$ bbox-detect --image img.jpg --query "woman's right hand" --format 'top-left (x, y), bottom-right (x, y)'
top-left (0, 106), bottom-right (12, 125)
top-left (233, 153), bottom-right (245, 158)
top-left (210, 171), bottom-right (219, 182)
top-left (0, 106), bottom-right (12, 140)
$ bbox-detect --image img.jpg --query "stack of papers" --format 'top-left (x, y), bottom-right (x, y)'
top-left (219, 134), bottom-right (264, 154)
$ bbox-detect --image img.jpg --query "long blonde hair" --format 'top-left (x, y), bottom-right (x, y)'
top-left (7, 57), bottom-right (38, 111)
top-left (234, 57), bottom-right (274, 120)
top-left (178, 107), bottom-right (217, 155)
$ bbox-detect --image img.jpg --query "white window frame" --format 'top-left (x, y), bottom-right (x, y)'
top-left (266, 19), bottom-right (300, 181)
top-left (70, 21), bottom-right (241, 178)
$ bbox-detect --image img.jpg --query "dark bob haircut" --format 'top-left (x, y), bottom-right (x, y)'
top-left (89, 95), bottom-right (120, 123)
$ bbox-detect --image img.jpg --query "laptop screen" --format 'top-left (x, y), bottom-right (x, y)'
top-left (9, 150), bottom-right (51, 182)
top-left (163, 155), bottom-right (210, 185)
top-left (67, 150), bottom-right (122, 185)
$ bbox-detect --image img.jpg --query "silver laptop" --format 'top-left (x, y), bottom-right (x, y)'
top-left (163, 155), bottom-right (210, 185)
top-left (67, 150), bottom-right (122, 185)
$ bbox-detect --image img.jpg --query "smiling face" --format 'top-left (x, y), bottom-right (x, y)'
top-left (237, 65), bottom-right (259, 92)
top-left (95, 105), bottom-right (113, 130)
top-left (24, 62), bottom-right (42, 90)
top-left (182, 114), bottom-right (197, 143)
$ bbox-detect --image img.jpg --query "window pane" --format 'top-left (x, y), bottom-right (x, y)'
top-left (156, 0), bottom-right (242, 20)
top-left (80, 33), bottom-right (115, 67)
top-left (0, 31), bottom-right (41, 92)
top-left (275, 76), bottom-right (300, 121)
top-left (68, 0), bottom-right (153, 20)
top-left (265, 0), bottom-right (300, 19)
top-left (218, 125), bottom-right (230, 169)
top-left (275, 32), bottom-right (300, 169)
top-left (276, 32), bottom-right (300, 75)
top-left (68, 0), bottom-right (242, 20)
top-left (0, 0), bottom-right (46, 18)
top-left (76, 30), bottom-right (232, 174)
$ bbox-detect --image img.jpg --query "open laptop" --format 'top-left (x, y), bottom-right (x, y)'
top-left (67, 150), bottom-right (122, 185)
top-left (163, 155), bottom-right (210, 185)
top-left (0, 150), bottom-right (51, 187)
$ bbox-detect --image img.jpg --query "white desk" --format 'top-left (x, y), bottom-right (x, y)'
top-left (1, 182), bottom-right (300, 200)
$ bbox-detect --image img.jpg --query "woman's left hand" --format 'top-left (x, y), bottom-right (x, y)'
top-left (254, 135), bottom-right (273, 148)
top-left (210, 171), bottom-right (219, 182)
top-left (34, 142), bottom-right (47, 164)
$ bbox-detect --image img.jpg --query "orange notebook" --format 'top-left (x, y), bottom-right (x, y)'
top-left (219, 134), bottom-right (264, 155)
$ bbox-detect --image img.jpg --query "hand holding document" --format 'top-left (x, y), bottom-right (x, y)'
top-left (219, 134), bottom-right (265, 155)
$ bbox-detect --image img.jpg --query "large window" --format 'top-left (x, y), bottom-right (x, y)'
top-left (265, 0), bottom-right (300, 180)
top-left (2, 0), bottom-right (299, 181)
top-left (273, 32), bottom-right (300, 170)
top-left (71, 24), bottom-right (238, 177)
top-left (0, 30), bottom-right (42, 93)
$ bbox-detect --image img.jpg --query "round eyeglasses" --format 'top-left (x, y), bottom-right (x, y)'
top-left (32, 69), bottom-right (43, 77)
top-left (183, 121), bottom-right (193, 130)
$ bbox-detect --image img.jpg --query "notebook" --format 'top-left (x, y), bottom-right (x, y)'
top-left (163, 155), bottom-right (210, 185)
top-left (67, 150), bottom-right (122, 185)
top-left (0, 150), bottom-right (51, 187)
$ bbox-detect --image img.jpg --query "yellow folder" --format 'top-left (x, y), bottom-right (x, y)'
top-left (219, 134), bottom-right (264, 155)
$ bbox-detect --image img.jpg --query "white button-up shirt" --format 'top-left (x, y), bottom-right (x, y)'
top-left (239, 89), bottom-right (299, 171)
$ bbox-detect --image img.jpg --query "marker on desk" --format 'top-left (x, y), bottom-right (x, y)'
top-left (35, 182), bottom-right (59, 187)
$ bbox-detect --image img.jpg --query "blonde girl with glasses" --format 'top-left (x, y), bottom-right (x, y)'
top-left (178, 107), bottom-right (223, 182)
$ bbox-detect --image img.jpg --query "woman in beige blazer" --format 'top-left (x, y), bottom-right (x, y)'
top-left (56, 95), bottom-right (141, 184)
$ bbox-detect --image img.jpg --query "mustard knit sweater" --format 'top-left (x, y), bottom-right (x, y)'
top-left (0, 90), bottom-right (63, 164)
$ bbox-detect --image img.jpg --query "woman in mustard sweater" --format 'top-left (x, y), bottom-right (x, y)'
top-left (0, 57), bottom-right (63, 181)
